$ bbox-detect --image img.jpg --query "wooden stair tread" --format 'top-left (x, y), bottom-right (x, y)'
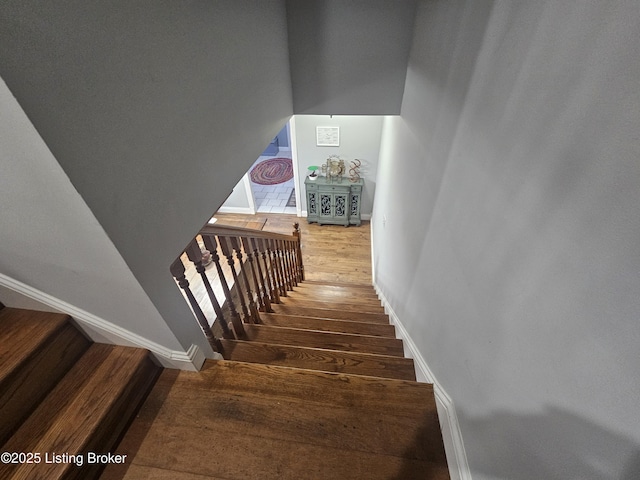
top-left (221, 339), bottom-right (416, 381)
top-left (108, 424), bottom-right (449, 480)
top-left (245, 324), bottom-right (404, 357)
top-left (102, 465), bottom-right (229, 480)
top-left (0, 308), bottom-right (73, 381)
top-left (1, 343), bottom-right (160, 480)
top-left (102, 360), bottom-right (448, 480)
top-left (286, 291), bottom-right (383, 307)
top-left (277, 296), bottom-right (385, 313)
top-left (301, 279), bottom-right (375, 289)
top-left (260, 312), bottom-right (396, 337)
top-left (269, 304), bottom-right (390, 324)
top-left (189, 359), bottom-right (434, 414)
top-left (0, 308), bottom-right (91, 446)
top-left (129, 378), bottom-right (442, 461)
top-left (290, 284), bottom-right (380, 301)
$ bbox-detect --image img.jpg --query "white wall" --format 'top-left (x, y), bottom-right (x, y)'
top-left (0, 1), bottom-right (293, 354)
top-left (373, 1), bottom-right (640, 479)
top-left (286, 0), bottom-right (416, 115)
top-left (219, 175), bottom-right (252, 213)
top-left (293, 115), bottom-right (383, 216)
top-left (0, 78), bottom-right (184, 352)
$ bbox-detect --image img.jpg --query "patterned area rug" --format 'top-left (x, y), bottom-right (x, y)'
top-left (250, 158), bottom-right (293, 185)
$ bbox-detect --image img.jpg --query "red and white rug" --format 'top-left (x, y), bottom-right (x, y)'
top-left (250, 158), bottom-right (293, 185)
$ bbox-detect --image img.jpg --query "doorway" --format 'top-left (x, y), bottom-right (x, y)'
top-left (248, 120), bottom-right (299, 215)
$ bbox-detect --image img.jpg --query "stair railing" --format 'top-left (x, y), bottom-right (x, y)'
top-left (171, 222), bottom-right (303, 355)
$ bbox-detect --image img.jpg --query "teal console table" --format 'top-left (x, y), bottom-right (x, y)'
top-left (305, 177), bottom-right (363, 226)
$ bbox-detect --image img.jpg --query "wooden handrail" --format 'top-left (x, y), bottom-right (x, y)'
top-left (171, 221), bottom-right (303, 356)
top-left (200, 224), bottom-right (298, 242)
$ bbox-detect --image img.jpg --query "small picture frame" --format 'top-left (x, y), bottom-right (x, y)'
top-left (316, 126), bottom-right (340, 146)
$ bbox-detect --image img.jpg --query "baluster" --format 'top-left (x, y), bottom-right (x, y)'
top-left (218, 236), bottom-right (253, 324)
top-left (259, 238), bottom-right (280, 303)
top-left (185, 240), bottom-right (233, 339)
top-left (241, 236), bottom-right (269, 313)
top-left (286, 240), bottom-right (298, 287)
top-left (268, 238), bottom-right (287, 297)
top-left (248, 237), bottom-right (274, 312)
top-left (201, 235), bottom-right (246, 339)
top-left (293, 222), bottom-right (304, 281)
top-left (279, 239), bottom-right (293, 291)
top-left (275, 238), bottom-right (291, 293)
top-left (281, 239), bottom-right (295, 288)
top-left (170, 258), bottom-right (223, 354)
top-left (230, 237), bottom-right (261, 324)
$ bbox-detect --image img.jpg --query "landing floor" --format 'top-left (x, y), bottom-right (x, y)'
top-left (211, 212), bottom-right (373, 285)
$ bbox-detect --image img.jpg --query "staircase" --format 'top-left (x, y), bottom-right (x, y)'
top-left (97, 282), bottom-right (450, 479)
top-left (0, 303), bottom-right (160, 480)
top-left (1, 221), bottom-right (450, 479)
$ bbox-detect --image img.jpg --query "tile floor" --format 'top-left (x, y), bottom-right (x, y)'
top-left (250, 152), bottom-right (297, 215)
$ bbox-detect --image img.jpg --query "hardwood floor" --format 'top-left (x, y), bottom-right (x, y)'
top-left (0, 306), bottom-right (160, 480)
top-left (101, 361), bottom-right (448, 480)
top-left (213, 213), bottom-right (373, 285)
top-left (101, 213), bottom-right (450, 480)
top-left (177, 213), bottom-right (372, 323)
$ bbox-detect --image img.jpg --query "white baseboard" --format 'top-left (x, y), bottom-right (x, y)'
top-left (374, 284), bottom-right (471, 480)
top-left (0, 273), bottom-right (206, 371)
top-left (216, 206), bottom-right (255, 215)
top-left (299, 211), bottom-right (371, 221)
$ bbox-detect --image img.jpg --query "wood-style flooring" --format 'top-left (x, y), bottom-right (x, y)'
top-left (101, 213), bottom-right (450, 480)
top-left (100, 361), bottom-right (448, 480)
top-left (213, 213), bottom-right (373, 285)
top-left (178, 213), bottom-right (372, 322)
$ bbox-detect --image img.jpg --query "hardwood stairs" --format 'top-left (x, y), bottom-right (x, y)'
top-left (0, 303), bottom-right (161, 480)
top-left (100, 282), bottom-right (451, 480)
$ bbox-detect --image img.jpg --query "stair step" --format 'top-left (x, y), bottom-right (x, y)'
top-left (0, 308), bottom-right (91, 446)
top-left (221, 339), bottom-right (416, 381)
top-left (260, 313), bottom-right (397, 337)
top-left (291, 283), bottom-right (380, 301)
top-left (277, 296), bottom-right (385, 313)
top-left (101, 360), bottom-right (449, 480)
top-left (245, 324), bottom-right (404, 357)
top-left (199, 360), bottom-right (434, 415)
top-left (287, 290), bottom-right (382, 307)
top-left (0, 343), bottom-right (160, 480)
top-left (301, 279), bottom-right (375, 289)
top-left (268, 304), bottom-right (390, 324)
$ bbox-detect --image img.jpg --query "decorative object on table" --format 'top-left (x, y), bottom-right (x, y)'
top-left (307, 165), bottom-right (319, 181)
top-left (250, 157), bottom-right (293, 185)
top-left (349, 159), bottom-right (362, 183)
top-left (322, 155), bottom-right (345, 184)
top-left (305, 176), bottom-right (363, 227)
top-left (316, 126), bottom-right (340, 146)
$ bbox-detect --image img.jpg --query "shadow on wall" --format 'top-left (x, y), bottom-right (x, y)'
top-left (455, 406), bottom-right (640, 480)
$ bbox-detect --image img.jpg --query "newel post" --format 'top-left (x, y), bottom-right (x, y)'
top-left (293, 222), bottom-right (304, 281)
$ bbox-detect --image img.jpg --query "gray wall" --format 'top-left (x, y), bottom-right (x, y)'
top-left (294, 115), bottom-right (383, 216)
top-left (372, 1), bottom-right (640, 479)
top-left (276, 124), bottom-right (290, 149)
top-left (0, 1), bottom-right (293, 353)
top-left (0, 77), bottom-right (184, 352)
top-left (286, 0), bottom-right (417, 115)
